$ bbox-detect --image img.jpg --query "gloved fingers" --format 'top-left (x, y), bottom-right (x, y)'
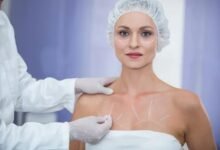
top-left (97, 115), bottom-right (112, 130)
top-left (69, 115), bottom-right (112, 143)
top-left (75, 77), bottom-right (116, 95)
top-left (96, 116), bottom-right (107, 124)
top-left (96, 85), bottom-right (114, 95)
top-left (105, 115), bottom-right (112, 129)
top-left (97, 77), bottom-right (117, 94)
top-left (96, 115), bottom-right (112, 124)
top-left (87, 116), bottom-right (112, 144)
top-left (98, 77), bottom-right (117, 86)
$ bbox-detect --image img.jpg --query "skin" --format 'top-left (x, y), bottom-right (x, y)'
top-left (70, 12), bottom-right (216, 150)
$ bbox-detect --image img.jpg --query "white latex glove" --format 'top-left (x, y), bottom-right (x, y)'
top-left (75, 77), bottom-right (115, 95)
top-left (69, 115), bottom-right (112, 144)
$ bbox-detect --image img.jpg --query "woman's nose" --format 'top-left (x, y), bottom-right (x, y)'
top-left (129, 33), bottom-right (139, 49)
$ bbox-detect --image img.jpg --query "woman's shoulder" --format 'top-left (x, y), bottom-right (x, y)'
top-left (159, 81), bottom-right (200, 104)
top-left (170, 88), bottom-right (203, 113)
top-left (73, 94), bottom-right (105, 119)
top-left (77, 94), bottom-right (102, 107)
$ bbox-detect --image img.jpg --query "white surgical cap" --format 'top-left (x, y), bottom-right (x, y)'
top-left (107, 0), bottom-right (170, 52)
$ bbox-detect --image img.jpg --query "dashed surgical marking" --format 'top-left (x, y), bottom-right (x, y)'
top-left (146, 99), bottom-right (154, 121)
top-left (109, 103), bottom-right (116, 115)
top-left (109, 97), bottom-right (172, 131)
top-left (131, 104), bottom-right (141, 121)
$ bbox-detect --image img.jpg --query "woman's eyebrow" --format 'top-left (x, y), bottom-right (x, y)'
top-left (117, 26), bottom-right (130, 29)
top-left (140, 26), bottom-right (154, 30)
top-left (117, 25), bottom-right (153, 30)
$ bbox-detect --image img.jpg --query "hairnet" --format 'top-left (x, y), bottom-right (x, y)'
top-left (107, 0), bottom-right (170, 52)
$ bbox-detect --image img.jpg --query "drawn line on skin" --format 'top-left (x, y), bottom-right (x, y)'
top-left (115, 113), bottom-right (124, 121)
top-left (109, 104), bottom-right (126, 129)
top-left (109, 103), bottom-right (116, 115)
top-left (131, 104), bottom-right (141, 121)
top-left (113, 110), bottom-right (137, 129)
top-left (147, 99), bottom-right (154, 121)
top-left (108, 98), bottom-right (170, 130)
top-left (112, 111), bottom-right (170, 130)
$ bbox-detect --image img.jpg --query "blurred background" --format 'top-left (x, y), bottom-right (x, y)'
top-left (2, 0), bottom-right (219, 148)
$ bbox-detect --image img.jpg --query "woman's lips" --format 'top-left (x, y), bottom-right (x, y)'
top-left (126, 52), bottom-right (143, 59)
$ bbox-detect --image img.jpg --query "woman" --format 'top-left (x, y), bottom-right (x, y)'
top-left (70, 0), bottom-right (216, 149)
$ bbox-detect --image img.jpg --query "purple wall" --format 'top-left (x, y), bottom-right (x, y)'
top-left (10, 0), bottom-right (118, 122)
top-left (183, 0), bottom-right (220, 147)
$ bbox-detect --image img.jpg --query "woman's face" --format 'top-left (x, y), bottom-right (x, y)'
top-left (114, 12), bottom-right (158, 69)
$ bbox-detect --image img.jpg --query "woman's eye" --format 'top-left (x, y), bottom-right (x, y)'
top-left (141, 31), bottom-right (152, 37)
top-left (119, 31), bottom-right (129, 37)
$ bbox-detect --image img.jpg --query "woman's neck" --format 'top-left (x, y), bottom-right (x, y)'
top-left (113, 64), bottom-right (166, 95)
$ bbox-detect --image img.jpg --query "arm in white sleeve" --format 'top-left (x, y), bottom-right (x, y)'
top-left (15, 54), bottom-right (76, 113)
top-left (0, 10), bottom-right (76, 113)
top-left (0, 120), bottom-right (70, 150)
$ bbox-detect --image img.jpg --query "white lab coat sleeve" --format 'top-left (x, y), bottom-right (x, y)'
top-left (0, 120), bottom-right (70, 150)
top-left (0, 10), bottom-right (76, 113)
top-left (15, 53), bottom-right (76, 114)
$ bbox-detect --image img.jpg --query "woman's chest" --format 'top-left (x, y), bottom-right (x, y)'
top-left (95, 94), bottom-right (186, 145)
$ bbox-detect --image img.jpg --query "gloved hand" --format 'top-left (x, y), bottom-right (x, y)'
top-left (75, 77), bottom-right (115, 95)
top-left (69, 115), bottom-right (112, 144)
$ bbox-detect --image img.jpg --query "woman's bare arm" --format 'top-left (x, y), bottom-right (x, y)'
top-left (69, 94), bottom-right (97, 150)
top-left (183, 93), bottom-right (217, 150)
